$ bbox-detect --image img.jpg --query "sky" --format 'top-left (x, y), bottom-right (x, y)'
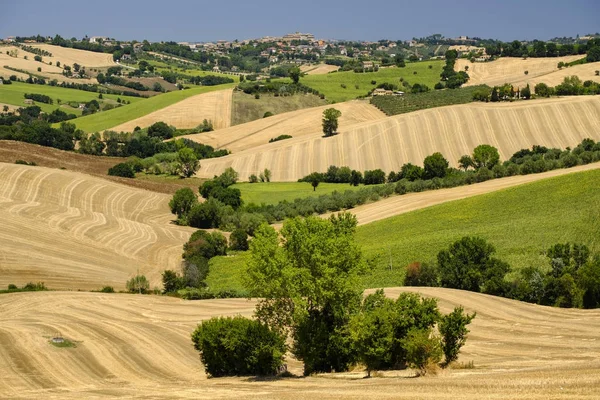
top-left (1, 0), bottom-right (598, 43)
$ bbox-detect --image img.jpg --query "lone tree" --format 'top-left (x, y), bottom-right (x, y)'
top-left (289, 66), bottom-right (301, 84)
top-left (322, 108), bottom-right (342, 137)
top-left (177, 148), bottom-right (200, 178)
top-left (307, 172), bottom-right (321, 191)
top-left (472, 144), bottom-right (500, 170)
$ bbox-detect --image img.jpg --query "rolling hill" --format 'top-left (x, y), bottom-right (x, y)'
top-left (454, 55), bottom-right (591, 87)
top-left (195, 96), bottom-right (600, 181)
top-left (0, 163), bottom-right (194, 290)
top-left (182, 99), bottom-right (386, 153)
top-left (108, 88), bottom-right (234, 132)
top-left (0, 288), bottom-right (598, 399)
top-left (28, 43), bottom-right (117, 68)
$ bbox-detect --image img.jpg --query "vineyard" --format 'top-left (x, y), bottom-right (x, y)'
top-left (371, 85), bottom-right (490, 115)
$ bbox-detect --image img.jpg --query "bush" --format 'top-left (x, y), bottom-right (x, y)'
top-left (8, 284), bottom-right (18, 290)
top-left (100, 286), bottom-right (115, 293)
top-left (404, 262), bottom-right (439, 287)
top-left (229, 228), bottom-right (249, 251)
top-left (403, 329), bottom-right (442, 376)
top-left (108, 163), bottom-right (135, 178)
top-left (191, 316), bottom-right (286, 377)
top-left (126, 275), bottom-right (149, 294)
top-left (438, 306), bottom-right (476, 366)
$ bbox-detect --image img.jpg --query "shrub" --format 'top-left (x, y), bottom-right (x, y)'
top-left (8, 284), bottom-right (18, 290)
top-left (438, 306), bottom-right (476, 366)
top-left (229, 228), bottom-right (249, 251)
top-left (191, 316), bottom-right (286, 377)
top-left (269, 134), bottom-right (292, 143)
top-left (108, 163), bottom-right (135, 178)
top-left (126, 275), bottom-right (149, 294)
top-left (248, 174), bottom-right (258, 183)
top-left (263, 111), bottom-right (274, 118)
top-left (403, 329), bottom-right (442, 376)
top-left (100, 286), bottom-right (115, 293)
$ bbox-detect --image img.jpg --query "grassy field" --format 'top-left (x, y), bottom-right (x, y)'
top-left (207, 169), bottom-right (600, 291)
top-left (70, 82), bottom-right (236, 133)
top-left (0, 81), bottom-right (142, 115)
top-left (231, 91), bottom-right (327, 125)
top-left (232, 181), bottom-right (371, 205)
top-left (300, 60), bottom-right (444, 103)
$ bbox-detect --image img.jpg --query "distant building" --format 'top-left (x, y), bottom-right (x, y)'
top-left (282, 32), bottom-right (315, 43)
top-left (362, 61), bottom-right (374, 69)
top-left (89, 36), bottom-right (109, 44)
top-left (372, 88), bottom-right (393, 96)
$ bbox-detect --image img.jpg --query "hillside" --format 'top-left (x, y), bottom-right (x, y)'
top-left (182, 99), bottom-right (386, 153)
top-left (195, 96), bottom-right (600, 181)
top-left (510, 61), bottom-right (600, 88)
top-left (455, 55), bottom-right (587, 87)
top-left (29, 43), bottom-right (116, 68)
top-left (0, 163), bottom-right (194, 290)
top-left (1, 289), bottom-right (598, 399)
top-left (108, 88), bottom-right (234, 132)
top-left (300, 64), bottom-right (340, 75)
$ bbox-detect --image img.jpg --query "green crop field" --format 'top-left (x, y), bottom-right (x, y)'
top-left (371, 85), bottom-right (490, 115)
top-left (232, 181), bottom-right (371, 205)
top-left (207, 169), bottom-right (600, 292)
top-left (300, 61), bottom-right (444, 103)
top-left (70, 82), bottom-right (237, 133)
top-left (0, 81), bottom-right (142, 115)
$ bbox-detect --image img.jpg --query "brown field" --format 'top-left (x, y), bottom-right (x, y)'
top-left (300, 63), bottom-right (340, 74)
top-left (455, 55), bottom-right (584, 87)
top-left (0, 140), bottom-right (201, 194)
top-left (182, 100), bottom-right (386, 153)
top-left (509, 61), bottom-right (600, 89)
top-left (195, 96), bottom-right (600, 181)
top-left (1, 288), bottom-right (598, 399)
top-left (109, 88), bottom-right (234, 132)
top-left (0, 163), bottom-right (194, 290)
top-left (29, 43), bottom-right (117, 68)
top-left (0, 66), bottom-right (29, 80)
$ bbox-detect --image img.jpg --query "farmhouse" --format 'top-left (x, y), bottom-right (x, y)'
top-left (372, 88), bottom-right (393, 96)
top-left (24, 99), bottom-right (34, 105)
top-left (363, 61), bottom-right (374, 69)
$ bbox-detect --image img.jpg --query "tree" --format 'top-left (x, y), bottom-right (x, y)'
top-left (437, 237), bottom-right (510, 294)
top-left (177, 147), bottom-right (200, 178)
top-left (472, 144), bottom-right (500, 169)
top-left (350, 170), bottom-right (362, 186)
top-left (245, 213), bottom-right (365, 375)
top-left (490, 86), bottom-right (499, 102)
top-left (423, 152), bottom-right (449, 179)
top-left (521, 83), bottom-right (531, 99)
top-left (108, 162), bottom-right (134, 178)
top-left (147, 121), bottom-right (174, 139)
top-left (403, 328), bottom-right (442, 376)
top-left (289, 66), bottom-right (301, 84)
top-left (534, 82), bottom-right (552, 97)
top-left (191, 316), bottom-right (286, 377)
top-left (229, 228), bottom-right (249, 251)
top-left (162, 269), bottom-right (183, 293)
top-left (438, 306), bottom-right (476, 366)
top-left (307, 172), bottom-right (321, 191)
top-left (169, 187), bottom-right (198, 219)
top-left (400, 163), bottom-right (424, 181)
top-left (263, 168), bottom-right (272, 182)
top-left (322, 108), bottom-right (342, 137)
top-left (458, 155), bottom-right (475, 171)
top-left (126, 274), bottom-right (149, 294)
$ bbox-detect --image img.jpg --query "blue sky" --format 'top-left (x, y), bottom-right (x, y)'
top-left (1, 0), bottom-right (598, 42)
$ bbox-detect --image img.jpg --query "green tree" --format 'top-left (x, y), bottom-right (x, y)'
top-left (169, 187), bottom-right (198, 219)
top-left (472, 144), bottom-right (500, 169)
top-left (438, 306), bottom-right (476, 366)
top-left (177, 147), bottom-right (200, 178)
top-left (490, 86), bottom-right (499, 102)
top-left (521, 83), bottom-right (531, 99)
top-left (423, 152), bottom-right (449, 179)
top-left (229, 228), bottom-right (249, 251)
top-left (245, 213), bottom-right (365, 375)
top-left (322, 108), bottom-right (342, 137)
top-left (534, 82), bottom-right (552, 97)
top-left (263, 168), bottom-right (272, 182)
top-left (458, 155), bottom-right (475, 171)
top-left (289, 66), bottom-right (301, 84)
top-left (147, 121), bottom-right (174, 139)
top-left (307, 172), bottom-right (321, 191)
top-left (107, 162), bottom-right (134, 178)
top-left (403, 328), bottom-right (442, 376)
top-left (126, 274), bottom-right (149, 294)
top-left (162, 269), bottom-right (183, 293)
top-left (350, 170), bottom-right (362, 186)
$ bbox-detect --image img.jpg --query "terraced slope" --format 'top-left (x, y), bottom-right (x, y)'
top-left (182, 100), bottom-right (386, 153)
top-left (0, 289), bottom-right (598, 399)
top-left (108, 88), bottom-right (234, 132)
top-left (455, 55), bottom-right (584, 87)
top-left (0, 163), bottom-right (194, 290)
top-left (196, 96), bottom-right (600, 181)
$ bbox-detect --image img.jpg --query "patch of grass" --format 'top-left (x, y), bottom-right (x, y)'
top-left (450, 360), bottom-right (475, 369)
top-left (71, 82), bottom-right (237, 133)
top-left (299, 61), bottom-right (444, 103)
top-left (231, 91), bottom-right (326, 125)
top-left (207, 169), bottom-right (600, 292)
top-left (232, 182), bottom-right (370, 206)
top-left (0, 81), bottom-right (141, 115)
top-left (49, 338), bottom-right (77, 348)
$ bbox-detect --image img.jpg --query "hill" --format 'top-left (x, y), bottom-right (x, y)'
top-left (1, 288), bottom-right (598, 399)
top-left (29, 43), bottom-right (116, 68)
top-left (71, 83), bottom-right (237, 133)
top-left (510, 61), bottom-right (600, 88)
top-left (108, 88), bottom-right (234, 132)
top-left (0, 163), bottom-right (194, 290)
top-left (454, 55), bottom-right (586, 87)
top-left (195, 96), bottom-right (600, 181)
top-left (182, 99), bottom-right (385, 153)
top-left (206, 164), bottom-right (600, 291)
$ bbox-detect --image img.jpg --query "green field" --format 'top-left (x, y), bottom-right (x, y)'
top-left (299, 61), bottom-right (444, 103)
top-left (207, 169), bottom-right (600, 291)
top-left (70, 82), bottom-right (237, 133)
top-left (231, 91), bottom-right (326, 126)
top-left (232, 181), bottom-right (370, 205)
top-left (0, 81), bottom-right (142, 115)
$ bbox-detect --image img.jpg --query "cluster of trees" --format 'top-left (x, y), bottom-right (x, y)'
top-left (299, 166), bottom-right (387, 187)
top-left (238, 81), bottom-right (323, 99)
top-left (535, 76), bottom-right (600, 97)
top-left (187, 74), bottom-right (234, 86)
top-left (440, 50), bottom-right (469, 89)
top-left (268, 134), bottom-right (292, 143)
top-left (483, 38), bottom-right (600, 61)
top-left (192, 215), bottom-right (475, 377)
top-left (23, 93), bottom-right (53, 104)
top-left (406, 238), bottom-right (600, 309)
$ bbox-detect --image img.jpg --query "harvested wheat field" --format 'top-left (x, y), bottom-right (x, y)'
top-left (510, 61), bottom-right (600, 89)
top-left (0, 163), bottom-right (194, 290)
top-left (109, 88), bottom-right (234, 132)
top-left (29, 43), bottom-right (117, 68)
top-left (196, 96), bottom-right (600, 181)
top-left (456, 55), bottom-right (583, 87)
top-left (182, 100), bottom-right (386, 153)
top-left (0, 46), bottom-right (65, 74)
top-left (300, 64), bottom-right (340, 74)
top-left (0, 288), bottom-right (598, 399)
top-left (0, 66), bottom-right (29, 80)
